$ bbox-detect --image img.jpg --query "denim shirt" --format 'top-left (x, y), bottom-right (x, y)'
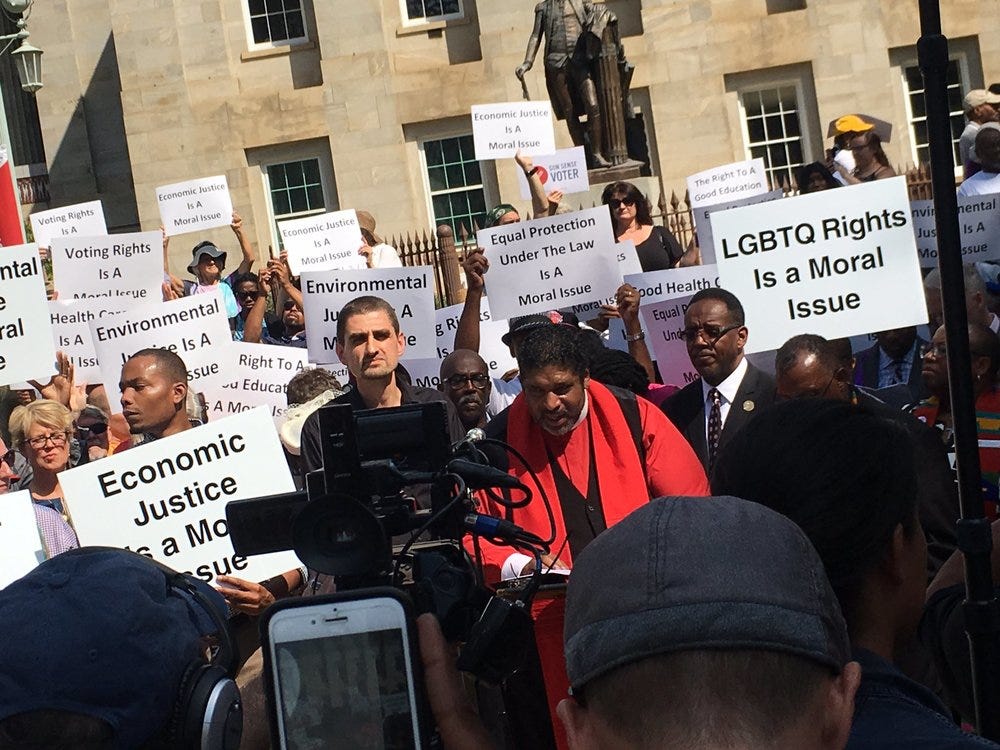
top-left (848, 648), bottom-right (1000, 749)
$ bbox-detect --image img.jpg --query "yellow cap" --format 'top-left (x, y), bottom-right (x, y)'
top-left (833, 114), bottom-right (875, 135)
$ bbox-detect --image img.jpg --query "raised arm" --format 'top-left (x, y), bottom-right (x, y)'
top-left (515, 150), bottom-right (549, 219)
top-left (231, 211), bottom-right (256, 275)
top-left (243, 268), bottom-right (271, 344)
top-left (454, 251), bottom-right (489, 353)
top-left (161, 226), bottom-right (184, 297)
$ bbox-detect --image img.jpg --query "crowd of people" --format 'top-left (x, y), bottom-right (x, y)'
top-left (5, 104), bottom-right (1000, 749)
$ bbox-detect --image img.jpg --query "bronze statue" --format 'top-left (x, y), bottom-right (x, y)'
top-left (516, 0), bottom-right (633, 169)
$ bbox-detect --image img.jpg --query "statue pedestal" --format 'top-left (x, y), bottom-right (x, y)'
top-left (588, 159), bottom-right (644, 184)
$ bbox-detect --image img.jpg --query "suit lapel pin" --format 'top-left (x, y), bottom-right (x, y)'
top-left (743, 399), bottom-right (755, 412)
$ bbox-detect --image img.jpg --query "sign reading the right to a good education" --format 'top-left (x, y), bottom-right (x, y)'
top-left (300, 266), bottom-right (437, 364)
top-left (156, 175), bottom-right (233, 236)
top-left (686, 159), bottom-right (770, 209)
top-left (694, 190), bottom-right (783, 265)
top-left (471, 101), bottom-right (556, 160)
top-left (50, 231), bottom-right (162, 302)
top-left (29, 200), bottom-right (107, 249)
top-left (911, 193), bottom-right (1000, 267)
top-left (516, 146), bottom-right (589, 199)
top-left (476, 206), bottom-right (621, 320)
top-left (90, 291), bottom-right (235, 405)
top-left (0, 490), bottom-right (45, 589)
top-left (0, 244), bottom-right (57, 387)
top-left (49, 297), bottom-right (133, 382)
top-left (713, 177), bottom-right (927, 353)
top-left (60, 408), bottom-right (299, 585)
top-left (278, 209), bottom-right (367, 276)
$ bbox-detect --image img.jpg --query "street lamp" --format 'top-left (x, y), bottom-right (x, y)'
top-left (0, 0), bottom-right (40, 94)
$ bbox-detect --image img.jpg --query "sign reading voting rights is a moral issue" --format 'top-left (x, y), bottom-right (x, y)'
top-left (29, 200), bottom-right (107, 249)
top-left (50, 231), bottom-right (163, 302)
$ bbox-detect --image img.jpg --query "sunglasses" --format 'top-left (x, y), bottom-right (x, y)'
top-left (607, 197), bottom-right (636, 210)
top-left (678, 324), bottom-right (741, 345)
top-left (77, 422), bottom-right (109, 438)
top-left (283, 300), bottom-right (301, 311)
top-left (237, 289), bottom-right (259, 299)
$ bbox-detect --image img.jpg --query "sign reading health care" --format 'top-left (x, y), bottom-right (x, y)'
top-left (156, 175), bottom-right (234, 236)
top-left (471, 101), bottom-right (556, 160)
top-left (713, 177), bottom-right (927, 353)
top-left (60, 408), bottom-right (299, 584)
top-left (0, 244), bottom-right (57, 386)
top-left (476, 206), bottom-right (621, 320)
top-left (278, 209), bottom-right (367, 276)
top-left (49, 297), bottom-right (133, 382)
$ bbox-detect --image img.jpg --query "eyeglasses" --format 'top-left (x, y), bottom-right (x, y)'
top-left (24, 432), bottom-right (69, 450)
top-left (444, 373), bottom-right (490, 389)
top-left (76, 422), bottom-right (108, 438)
top-left (607, 197), bottom-right (635, 210)
top-left (283, 300), bottom-right (301, 311)
top-left (0, 449), bottom-right (15, 467)
top-left (678, 324), bottom-right (741, 345)
top-left (237, 289), bottom-right (259, 299)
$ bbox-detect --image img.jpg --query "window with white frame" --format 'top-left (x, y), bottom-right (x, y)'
top-left (403, 0), bottom-right (463, 25)
top-left (901, 59), bottom-right (966, 169)
top-left (265, 158), bottom-right (327, 248)
top-left (738, 85), bottom-right (806, 189)
top-left (245, 0), bottom-right (308, 47)
top-left (421, 135), bottom-right (488, 240)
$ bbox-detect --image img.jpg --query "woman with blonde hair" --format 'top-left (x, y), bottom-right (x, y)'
top-left (10, 399), bottom-right (74, 515)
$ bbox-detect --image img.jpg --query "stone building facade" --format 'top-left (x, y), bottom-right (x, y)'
top-left (16, 0), bottom-right (1000, 271)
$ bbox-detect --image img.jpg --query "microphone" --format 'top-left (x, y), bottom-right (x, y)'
top-left (464, 427), bottom-right (486, 443)
top-left (463, 512), bottom-right (545, 545)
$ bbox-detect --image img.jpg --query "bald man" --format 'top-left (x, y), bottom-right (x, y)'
top-left (439, 349), bottom-right (492, 431)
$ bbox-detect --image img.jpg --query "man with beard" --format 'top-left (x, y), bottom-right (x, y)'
top-left (439, 350), bottom-right (491, 431)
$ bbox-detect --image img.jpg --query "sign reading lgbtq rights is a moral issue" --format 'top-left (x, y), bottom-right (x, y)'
top-left (713, 177), bottom-right (927, 353)
top-left (60, 408), bottom-right (299, 584)
top-left (300, 266), bottom-right (436, 364)
top-left (476, 206), bottom-right (621, 321)
top-left (278, 209), bottom-right (367, 276)
top-left (0, 244), bottom-right (57, 386)
top-left (156, 175), bottom-right (234, 236)
top-left (50, 231), bottom-right (162, 302)
top-left (472, 101), bottom-right (556, 160)
top-left (29, 200), bottom-right (107, 249)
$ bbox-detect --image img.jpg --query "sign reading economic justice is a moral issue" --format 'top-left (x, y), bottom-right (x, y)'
top-left (471, 101), bottom-right (556, 160)
top-left (156, 175), bottom-right (234, 236)
top-left (278, 209), bottom-right (367, 276)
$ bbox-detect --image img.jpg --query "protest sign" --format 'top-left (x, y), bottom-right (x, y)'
top-left (0, 244), bottom-right (57, 386)
top-left (49, 297), bottom-right (132, 382)
top-left (278, 209), bottom-right (367, 276)
top-left (202, 342), bottom-right (310, 426)
top-left (558, 240), bottom-right (642, 320)
top-left (300, 266), bottom-right (436, 363)
top-left (29, 200), bottom-right (107, 249)
top-left (472, 101), bottom-right (556, 160)
top-left (911, 194), bottom-right (1000, 267)
top-left (477, 206), bottom-right (621, 320)
top-left (50, 231), bottom-right (162, 302)
top-left (694, 190), bottom-right (783, 264)
top-left (713, 177), bottom-right (927, 353)
top-left (60, 408), bottom-right (299, 584)
top-left (90, 291), bottom-right (235, 405)
top-left (156, 175), bottom-right (234, 236)
top-left (686, 159), bottom-right (769, 209)
top-left (516, 146), bottom-right (589, 199)
top-left (0, 490), bottom-right (45, 589)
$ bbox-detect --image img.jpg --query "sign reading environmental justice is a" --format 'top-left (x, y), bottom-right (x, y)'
top-left (278, 209), bottom-right (367, 276)
top-left (50, 231), bottom-right (162, 302)
top-left (476, 206), bottom-right (621, 321)
top-left (713, 177), bottom-right (927, 353)
top-left (29, 200), bottom-right (107, 249)
top-left (911, 193), bottom-right (1000, 267)
top-left (0, 244), bottom-right (57, 386)
top-left (471, 101), bottom-right (556, 160)
top-left (156, 175), bottom-right (234, 236)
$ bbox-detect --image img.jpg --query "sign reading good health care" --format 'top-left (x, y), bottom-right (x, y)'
top-left (686, 159), bottom-right (770, 209)
top-left (0, 490), bottom-right (46, 589)
top-left (694, 190), bottom-right (783, 265)
top-left (713, 177), bottom-right (927, 353)
top-left (201, 342), bottom-right (310, 426)
top-left (911, 193), bottom-right (1000, 267)
top-left (472, 101), bottom-right (556, 160)
top-left (60, 408), bottom-right (299, 584)
top-left (0, 244), bottom-right (57, 386)
top-left (50, 297), bottom-right (132, 382)
top-left (300, 266), bottom-right (436, 364)
top-left (156, 175), bottom-right (234, 236)
top-left (29, 200), bottom-right (107, 249)
top-left (90, 290), bottom-right (235, 405)
top-left (50, 231), bottom-right (162, 301)
top-left (476, 206), bottom-right (621, 320)
top-left (516, 146), bottom-right (589, 199)
top-left (278, 209), bottom-right (367, 276)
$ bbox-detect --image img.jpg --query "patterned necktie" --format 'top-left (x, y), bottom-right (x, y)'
top-left (707, 388), bottom-right (722, 470)
top-left (893, 359), bottom-right (905, 385)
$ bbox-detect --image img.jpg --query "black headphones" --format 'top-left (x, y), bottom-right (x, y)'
top-left (63, 547), bottom-right (243, 750)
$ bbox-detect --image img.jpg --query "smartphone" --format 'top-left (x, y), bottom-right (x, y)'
top-left (261, 589), bottom-right (429, 750)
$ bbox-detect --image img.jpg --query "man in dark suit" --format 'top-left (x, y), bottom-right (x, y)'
top-left (662, 288), bottom-right (776, 475)
top-left (853, 326), bottom-right (928, 408)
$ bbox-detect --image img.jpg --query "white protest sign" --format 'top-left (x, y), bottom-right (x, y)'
top-left (49, 297), bottom-right (133, 382)
top-left (558, 240), bottom-right (642, 320)
top-left (156, 175), bottom-right (234, 236)
top-left (278, 209), bottom-right (367, 276)
top-left (477, 206), bottom-right (621, 320)
top-left (29, 200), bottom-right (107, 249)
top-left (911, 194), bottom-right (1000, 267)
top-left (686, 159), bottom-right (770, 209)
top-left (401, 358), bottom-right (443, 390)
top-left (713, 177), bottom-right (927, 353)
top-left (300, 266), bottom-right (437, 364)
top-left (623, 264), bottom-right (722, 307)
top-left (90, 290), bottom-right (235, 406)
top-left (202, 342), bottom-right (310, 426)
top-left (516, 146), bottom-right (589, 199)
top-left (0, 490), bottom-right (45, 589)
top-left (50, 231), bottom-right (162, 302)
top-left (694, 190), bottom-right (783, 265)
top-left (0, 244), bottom-right (57, 386)
top-left (472, 101), bottom-right (556, 160)
top-left (60, 408), bottom-right (299, 584)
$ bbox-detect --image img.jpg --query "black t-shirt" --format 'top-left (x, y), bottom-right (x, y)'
top-left (633, 225), bottom-right (684, 272)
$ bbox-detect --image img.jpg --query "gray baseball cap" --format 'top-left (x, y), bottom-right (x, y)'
top-left (563, 496), bottom-right (850, 691)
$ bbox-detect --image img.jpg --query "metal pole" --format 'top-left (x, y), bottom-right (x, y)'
top-left (918, 0), bottom-right (1000, 739)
